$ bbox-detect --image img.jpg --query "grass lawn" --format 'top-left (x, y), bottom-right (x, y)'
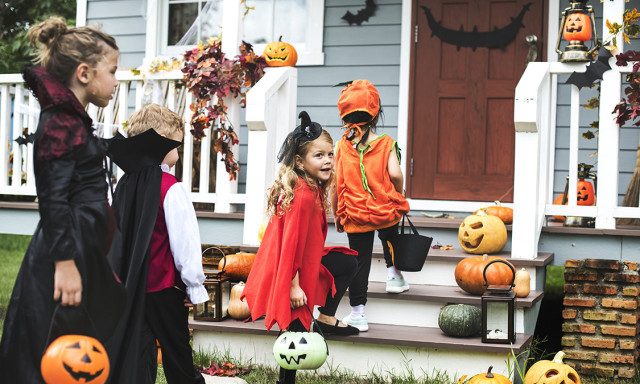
top-left (0, 233), bottom-right (30, 333)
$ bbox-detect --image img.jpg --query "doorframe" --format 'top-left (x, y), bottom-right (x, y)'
top-left (398, 0), bottom-right (558, 212)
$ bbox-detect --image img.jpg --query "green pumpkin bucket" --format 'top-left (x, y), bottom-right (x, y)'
top-left (272, 304), bottom-right (328, 370)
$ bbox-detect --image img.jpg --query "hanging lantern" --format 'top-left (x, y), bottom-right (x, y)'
top-left (555, 0), bottom-right (600, 62)
top-left (194, 247), bottom-right (230, 322)
top-left (481, 260), bottom-right (516, 344)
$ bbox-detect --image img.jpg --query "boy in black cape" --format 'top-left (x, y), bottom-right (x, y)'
top-left (106, 104), bottom-right (207, 384)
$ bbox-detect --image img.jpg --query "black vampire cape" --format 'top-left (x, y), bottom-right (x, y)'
top-left (105, 130), bottom-right (181, 384)
top-left (0, 67), bottom-right (126, 383)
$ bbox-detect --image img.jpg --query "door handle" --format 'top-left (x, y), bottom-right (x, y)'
top-left (525, 35), bottom-right (538, 64)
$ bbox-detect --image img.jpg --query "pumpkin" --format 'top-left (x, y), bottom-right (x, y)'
top-left (514, 268), bottom-right (531, 298)
top-left (41, 335), bottom-right (109, 384)
top-left (218, 252), bottom-right (256, 281)
top-left (455, 254), bottom-right (515, 295)
top-left (476, 201), bottom-right (513, 224)
top-left (156, 339), bottom-right (162, 365)
top-left (552, 194), bottom-right (567, 221)
top-left (228, 282), bottom-right (251, 320)
top-left (273, 330), bottom-right (328, 370)
top-left (524, 351), bottom-right (581, 384)
top-left (263, 36), bottom-right (298, 67)
top-left (563, 12), bottom-right (591, 42)
top-left (458, 213), bottom-right (507, 254)
top-left (576, 179), bottom-right (595, 206)
top-left (459, 366), bottom-right (512, 384)
top-left (438, 304), bottom-right (481, 337)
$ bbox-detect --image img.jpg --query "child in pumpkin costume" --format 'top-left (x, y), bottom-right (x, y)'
top-left (331, 80), bottom-right (411, 332)
top-left (243, 112), bottom-right (358, 384)
top-left (106, 104), bottom-right (207, 384)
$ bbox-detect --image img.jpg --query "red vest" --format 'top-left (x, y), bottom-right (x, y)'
top-left (147, 172), bottom-right (184, 293)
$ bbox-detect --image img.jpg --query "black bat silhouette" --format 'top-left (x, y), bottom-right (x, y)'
top-left (14, 133), bottom-right (35, 145)
top-left (342, 0), bottom-right (377, 26)
top-left (565, 47), bottom-right (613, 89)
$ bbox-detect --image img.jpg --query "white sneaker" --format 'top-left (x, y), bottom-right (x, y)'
top-left (386, 277), bottom-right (410, 293)
top-left (342, 314), bottom-right (369, 332)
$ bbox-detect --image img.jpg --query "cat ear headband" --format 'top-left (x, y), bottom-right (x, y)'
top-left (277, 111), bottom-right (323, 164)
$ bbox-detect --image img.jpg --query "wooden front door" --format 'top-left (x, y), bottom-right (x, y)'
top-left (408, 0), bottom-right (545, 202)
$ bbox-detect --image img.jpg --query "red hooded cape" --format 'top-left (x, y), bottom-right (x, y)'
top-left (243, 179), bottom-right (336, 331)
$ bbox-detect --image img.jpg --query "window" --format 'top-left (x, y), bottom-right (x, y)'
top-left (152, 0), bottom-right (324, 65)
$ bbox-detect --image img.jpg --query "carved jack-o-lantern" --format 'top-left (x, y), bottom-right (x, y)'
top-left (272, 331), bottom-right (327, 370)
top-left (563, 12), bottom-right (591, 42)
top-left (576, 179), bottom-right (595, 206)
top-left (524, 351), bottom-right (581, 384)
top-left (263, 36), bottom-right (298, 67)
top-left (458, 213), bottom-right (508, 254)
top-left (41, 335), bottom-right (110, 384)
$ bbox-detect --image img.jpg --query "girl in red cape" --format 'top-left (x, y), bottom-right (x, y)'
top-left (243, 111), bottom-right (358, 384)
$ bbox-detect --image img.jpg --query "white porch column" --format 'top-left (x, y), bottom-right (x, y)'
top-left (215, 0), bottom-right (243, 213)
top-left (596, 0), bottom-right (625, 229)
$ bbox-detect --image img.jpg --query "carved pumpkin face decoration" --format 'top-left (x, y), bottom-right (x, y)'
top-left (458, 214), bottom-right (508, 254)
top-left (272, 331), bottom-right (327, 370)
top-left (563, 12), bottom-right (591, 42)
top-left (41, 335), bottom-right (109, 384)
top-left (263, 36), bottom-right (298, 67)
top-left (576, 179), bottom-right (595, 206)
top-left (524, 351), bottom-right (581, 384)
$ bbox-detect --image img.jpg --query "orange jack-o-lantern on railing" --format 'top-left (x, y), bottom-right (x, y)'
top-left (555, 0), bottom-right (599, 62)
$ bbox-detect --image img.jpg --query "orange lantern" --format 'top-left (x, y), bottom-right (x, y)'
top-left (563, 12), bottom-right (591, 42)
top-left (555, 1), bottom-right (599, 62)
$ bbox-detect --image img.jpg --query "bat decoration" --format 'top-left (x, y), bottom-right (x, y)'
top-left (421, 3), bottom-right (532, 51)
top-left (342, 0), bottom-right (377, 26)
top-left (14, 133), bottom-right (35, 146)
top-left (565, 47), bottom-right (613, 90)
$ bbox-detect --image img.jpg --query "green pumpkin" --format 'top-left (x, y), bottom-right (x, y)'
top-left (272, 331), bottom-right (328, 370)
top-left (438, 304), bottom-right (482, 337)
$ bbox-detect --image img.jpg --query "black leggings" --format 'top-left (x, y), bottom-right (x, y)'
top-left (318, 250), bottom-right (358, 317)
top-left (277, 319), bottom-right (306, 384)
top-left (346, 223), bottom-right (399, 307)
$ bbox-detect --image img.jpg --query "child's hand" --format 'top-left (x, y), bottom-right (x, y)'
top-left (335, 217), bottom-right (344, 233)
top-left (290, 285), bottom-right (307, 309)
top-left (184, 297), bottom-right (194, 307)
top-left (53, 259), bottom-right (82, 306)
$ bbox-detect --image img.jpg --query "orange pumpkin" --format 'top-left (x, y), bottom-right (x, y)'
top-left (524, 351), bottom-right (581, 384)
top-left (475, 201), bottom-right (513, 224)
top-left (218, 252), bottom-right (256, 281)
top-left (454, 254), bottom-right (515, 295)
top-left (156, 339), bottom-right (162, 365)
top-left (228, 282), bottom-right (251, 320)
top-left (459, 366), bottom-right (512, 384)
top-left (563, 12), bottom-right (591, 42)
top-left (41, 335), bottom-right (110, 384)
top-left (576, 179), bottom-right (595, 206)
top-left (263, 36), bottom-right (298, 67)
top-left (458, 213), bottom-right (507, 254)
top-left (552, 194), bottom-right (568, 221)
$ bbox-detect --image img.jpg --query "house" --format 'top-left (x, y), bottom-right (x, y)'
top-left (1, 0), bottom-right (640, 380)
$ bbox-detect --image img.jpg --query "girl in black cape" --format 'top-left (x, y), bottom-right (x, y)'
top-left (0, 17), bottom-right (125, 383)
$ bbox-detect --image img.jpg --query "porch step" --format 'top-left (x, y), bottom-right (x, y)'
top-left (190, 317), bottom-right (533, 355)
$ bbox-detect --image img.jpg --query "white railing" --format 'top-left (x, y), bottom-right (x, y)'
top-left (511, 59), bottom-right (638, 259)
top-left (0, 70), bottom-right (246, 212)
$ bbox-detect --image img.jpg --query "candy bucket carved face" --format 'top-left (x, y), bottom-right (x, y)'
top-left (41, 335), bottom-right (109, 384)
top-left (563, 12), bottom-right (591, 42)
top-left (272, 331), bottom-right (327, 370)
top-left (458, 214), bottom-right (507, 254)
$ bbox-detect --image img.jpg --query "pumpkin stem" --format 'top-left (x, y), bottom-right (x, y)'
top-left (494, 200), bottom-right (502, 206)
top-left (552, 351), bottom-right (566, 364)
top-left (485, 365), bottom-right (494, 378)
top-left (482, 254), bottom-right (489, 261)
top-left (278, 35), bottom-right (283, 42)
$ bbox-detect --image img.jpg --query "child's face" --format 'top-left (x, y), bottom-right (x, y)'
top-left (162, 131), bottom-right (183, 169)
top-left (86, 50), bottom-right (119, 108)
top-left (296, 138), bottom-right (334, 183)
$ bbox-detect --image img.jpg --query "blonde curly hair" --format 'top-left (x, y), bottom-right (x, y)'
top-left (266, 130), bottom-right (334, 216)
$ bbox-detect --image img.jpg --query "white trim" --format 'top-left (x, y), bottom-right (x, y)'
top-left (397, 0), bottom-right (412, 190)
top-left (145, 0), bottom-right (160, 61)
top-left (76, 0), bottom-right (87, 27)
top-left (406, 199), bottom-right (512, 213)
top-left (547, 0), bottom-right (559, 62)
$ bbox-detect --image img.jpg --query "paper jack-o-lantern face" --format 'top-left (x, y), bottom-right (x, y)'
top-left (576, 179), bottom-right (595, 206)
top-left (41, 335), bottom-right (109, 384)
top-left (458, 214), bottom-right (508, 254)
top-left (273, 331), bottom-right (327, 370)
top-left (263, 37), bottom-right (298, 67)
top-left (563, 12), bottom-right (591, 42)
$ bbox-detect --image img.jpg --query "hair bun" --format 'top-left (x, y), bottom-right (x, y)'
top-left (28, 17), bottom-right (68, 48)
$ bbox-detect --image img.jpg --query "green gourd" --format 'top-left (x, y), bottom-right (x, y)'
top-left (273, 331), bottom-right (327, 370)
top-left (438, 304), bottom-right (482, 337)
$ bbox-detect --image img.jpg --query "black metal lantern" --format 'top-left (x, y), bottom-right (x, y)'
top-left (481, 260), bottom-right (516, 344)
top-left (555, 0), bottom-right (600, 62)
top-left (194, 247), bottom-right (230, 322)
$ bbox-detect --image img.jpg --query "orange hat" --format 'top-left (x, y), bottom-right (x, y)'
top-left (337, 80), bottom-right (380, 120)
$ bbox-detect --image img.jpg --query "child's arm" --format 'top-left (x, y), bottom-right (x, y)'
top-left (329, 184), bottom-right (344, 233)
top-left (290, 271), bottom-right (307, 309)
top-left (388, 145), bottom-right (404, 193)
top-left (164, 181), bottom-right (209, 305)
